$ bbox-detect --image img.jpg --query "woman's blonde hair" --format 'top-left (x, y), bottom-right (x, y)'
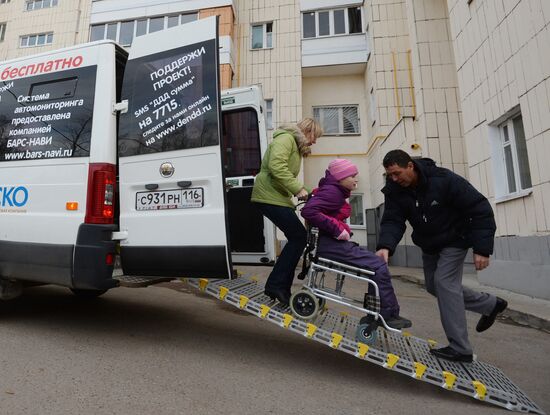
top-left (297, 117), bottom-right (323, 140)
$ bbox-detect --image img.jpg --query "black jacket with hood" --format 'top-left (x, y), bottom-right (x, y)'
top-left (376, 158), bottom-right (496, 256)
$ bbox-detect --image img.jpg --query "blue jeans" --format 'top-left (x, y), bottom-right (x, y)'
top-left (254, 202), bottom-right (307, 294)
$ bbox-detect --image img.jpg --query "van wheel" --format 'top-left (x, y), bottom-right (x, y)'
top-left (70, 288), bottom-right (108, 299)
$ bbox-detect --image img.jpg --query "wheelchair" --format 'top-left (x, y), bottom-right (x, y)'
top-left (289, 227), bottom-right (402, 344)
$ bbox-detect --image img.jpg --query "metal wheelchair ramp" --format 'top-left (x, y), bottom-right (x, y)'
top-left (187, 275), bottom-right (544, 414)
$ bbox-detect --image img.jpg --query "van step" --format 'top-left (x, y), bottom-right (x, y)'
top-left (115, 275), bottom-right (173, 288)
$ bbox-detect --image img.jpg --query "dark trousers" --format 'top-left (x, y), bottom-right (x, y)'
top-left (423, 247), bottom-right (496, 354)
top-left (318, 235), bottom-right (400, 319)
top-left (255, 202), bottom-right (307, 294)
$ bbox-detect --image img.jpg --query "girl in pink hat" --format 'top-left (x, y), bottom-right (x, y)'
top-left (301, 159), bottom-right (411, 329)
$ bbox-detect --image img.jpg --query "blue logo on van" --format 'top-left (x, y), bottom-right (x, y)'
top-left (0, 186), bottom-right (29, 207)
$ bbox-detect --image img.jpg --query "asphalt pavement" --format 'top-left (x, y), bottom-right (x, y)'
top-left (0, 267), bottom-right (548, 415)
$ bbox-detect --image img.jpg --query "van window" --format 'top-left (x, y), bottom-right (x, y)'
top-left (118, 39), bottom-right (219, 157)
top-left (0, 66), bottom-right (97, 161)
top-left (222, 108), bottom-right (261, 177)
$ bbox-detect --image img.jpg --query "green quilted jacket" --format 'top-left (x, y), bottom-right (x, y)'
top-left (251, 128), bottom-right (305, 208)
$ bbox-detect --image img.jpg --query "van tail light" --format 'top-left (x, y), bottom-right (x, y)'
top-left (85, 163), bottom-right (116, 224)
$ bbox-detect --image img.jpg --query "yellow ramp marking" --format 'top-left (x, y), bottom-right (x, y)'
top-left (330, 333), bottom-right (343, 349)
top-left (428, 339), bottom-right (437, 348)
top-left (472, 380), bottom-right (487, 400)
top-left (413, 362), bottom-right (427, 379)
top-left (219, 286), bottom-right (229, 300)
top-left (357, 343), bottom-right (369, 358)
top-left (198, 278), bottom-right (209, 291)
top-left (442, 371), bottom-right (457, 389)
top-left (282, 314), bottom-right (294, 328)
top-left (385, 353), bottom-right (400, 369)
top-left (401, 330), bottom-right (411, 337)
top-left (305, 323), bottom-right (318, 338)
top-left (259, 305), bottom-right (271, 319)
top-left (250, 276), bottom-right (258, 283)
top-left (239, 295), bottom-right (249, 309)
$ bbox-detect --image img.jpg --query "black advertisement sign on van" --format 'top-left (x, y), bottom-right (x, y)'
top-left (118, 39), bottom-right (219, 156)
top-left (0, 66), bottom-right (96, 162)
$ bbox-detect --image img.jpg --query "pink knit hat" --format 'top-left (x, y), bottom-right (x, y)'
top-left (328, 159), bottom-right (358, 181)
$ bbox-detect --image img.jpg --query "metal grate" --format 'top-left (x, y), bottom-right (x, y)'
top-left (187, 276), bottom-right (545, 414)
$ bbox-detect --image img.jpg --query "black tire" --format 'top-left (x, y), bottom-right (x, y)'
top-left (290, 291), bottom-right (320, 320)
top-left (356, 322), bottom-right (378, 345)
top-left (70, 288), bottom-right (108, 299)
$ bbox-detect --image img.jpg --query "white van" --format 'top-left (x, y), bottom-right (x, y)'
top-left (0, 17), bottom-right (274, 298)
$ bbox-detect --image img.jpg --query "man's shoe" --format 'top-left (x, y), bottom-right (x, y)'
top-left (476, 297), bottom-right (508, 333)
top-left (385, 315), bottom-right (412, 329)
top-left (264, 288), bottom-right (290, 306)
top-left (430, 346), bottom-right (473, 363)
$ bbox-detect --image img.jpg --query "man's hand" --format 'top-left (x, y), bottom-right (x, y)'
top-left (336, 229), bottom-right (350, 241)
top-left (296, 188), bottom-right (308, 201)
top-left (376, 248), bottom-right (389, 264)
top-left (474, 253), bottom-right (490, 271)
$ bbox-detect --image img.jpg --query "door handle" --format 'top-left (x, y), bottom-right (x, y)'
top-left (177, 181), bottom-right (192, 188)
top-left (145, 183), bottom-right (159, 190)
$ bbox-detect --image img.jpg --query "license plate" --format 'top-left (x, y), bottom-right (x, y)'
top-left (135, 188), bottom-right (204, 211)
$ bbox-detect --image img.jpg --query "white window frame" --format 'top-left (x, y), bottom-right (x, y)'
top-left (251, 22), bottom-right (273, 50)
top-left (347, 193), bottom-right (365, 228)
top-left (302, 7), bottom-right (364, 39)
top-left (0, 22), bottom-right (6, 42)
top-left (19, 32), bottom-right (53, 48)
top-left (490, 111), bottom-right (533, 202)
top-left (25, 0), bottom-right (58, 11)
top-left (313, 105), bottom-right (361, 136)
top-left (265, 99), bottom-right (274, 130)
top-left (90, 13), bottom-right (197, 46)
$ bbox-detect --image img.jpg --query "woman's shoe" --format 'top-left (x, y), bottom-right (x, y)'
top-left (264, 288), bottom-right (290, 306)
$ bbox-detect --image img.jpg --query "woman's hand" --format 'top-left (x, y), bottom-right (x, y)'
top-left (295, 188), bottom-right (309, 201)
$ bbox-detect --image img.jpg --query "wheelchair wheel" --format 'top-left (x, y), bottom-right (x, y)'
top-left (356, 318), bottom-right (379, 345)
top-left (317, 297), bottom-right (326, 310)
top-left (290, 291), bottom-right (320, 320)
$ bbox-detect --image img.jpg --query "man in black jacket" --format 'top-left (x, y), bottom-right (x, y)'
top-left (376, 149), bottom-right (507, 362)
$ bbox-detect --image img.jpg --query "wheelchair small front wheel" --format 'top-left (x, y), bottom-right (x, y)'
top-left (290, 291), bottom-right (320, 320)
top-left (356, 321), bottom-right (379, 345)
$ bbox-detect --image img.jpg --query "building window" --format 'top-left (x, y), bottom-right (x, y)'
top-left (0, 23), bottom-right (6, 42)
top-left (26, 0), bottom-right (58, 11)
top-left (20, 32), bottom-right (53, 47)
top-left (499, 114), bottom-right (531, 195)
top-left (251, 22), bottom-right (272, 49)
top-left (313, 105), bottom-right (360, 135)
top-left (302, 7), bottom-right (363, 39)
top-left (349, 194), bottom-right (365, 227)
top-left (90, 13), bottom-right (197, 46)
top-left (265, 99), bottom-right (274, 129)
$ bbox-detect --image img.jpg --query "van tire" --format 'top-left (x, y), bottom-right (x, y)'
top-left (70, 288), bottom-right (108, 299)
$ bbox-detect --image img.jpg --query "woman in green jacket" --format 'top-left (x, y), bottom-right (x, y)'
top-left (251, 118), bottom-right (323, 306)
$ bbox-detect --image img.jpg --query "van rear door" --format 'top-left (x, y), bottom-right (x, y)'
top-left (117, 16), bottom-right (232, 279)
top-left (221, 87), bottom-right (276, 264)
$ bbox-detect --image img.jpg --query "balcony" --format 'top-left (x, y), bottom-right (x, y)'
top-left (301, 33), bottom-right (370, 69)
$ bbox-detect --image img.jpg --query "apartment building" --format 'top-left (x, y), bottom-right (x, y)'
top-left (0, 0), bottom-right (90, 60)
top-left (0, 0), bottom-right (548, 299)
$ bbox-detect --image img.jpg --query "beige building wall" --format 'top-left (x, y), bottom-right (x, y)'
top-left (234, 0), bottom-right (302, 126)
top-left (446, 0), bottom-right (550, 299)
top-left (0, 1), bottom-right (90, 61)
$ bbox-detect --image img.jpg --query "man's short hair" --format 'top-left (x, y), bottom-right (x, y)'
top-left (383, 149), bottom-right (413, 168)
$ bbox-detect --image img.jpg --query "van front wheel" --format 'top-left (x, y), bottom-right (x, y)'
top-left (70, 288), bottom-right (108, 299)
